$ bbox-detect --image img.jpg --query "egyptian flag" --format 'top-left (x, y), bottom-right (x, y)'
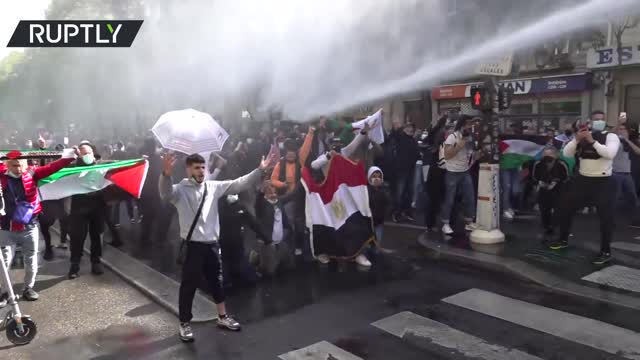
top-left (301, 155), bottom-right (374, 259)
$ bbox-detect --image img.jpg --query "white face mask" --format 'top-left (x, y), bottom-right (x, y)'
top-left (266, 198), bottom-right (278, 205)
top-left (592, 120), bottom-right (606, 132)
top-left (82, 154), bottom-right (95, 164)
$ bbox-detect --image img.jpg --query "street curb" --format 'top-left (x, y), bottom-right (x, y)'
top-left (50, 226), bottom-right (217, 322)
top-left (416, 232), bottom-right (640, 312)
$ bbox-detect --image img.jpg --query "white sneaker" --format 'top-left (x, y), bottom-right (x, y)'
top-left (294, 248), bottom-right (303, 256)
top-left (179, 322), bottom-right (194, 342)
top-left (503, 209), bottom-right (514, 220)
top-left (442, 224), bottom-right (454, 235)
top-left (355, 254), bottom-right (372, 267)
top-left (317, 254), bottom-right (330, 264)
top-left (465, 222), bottom-right (480, 231)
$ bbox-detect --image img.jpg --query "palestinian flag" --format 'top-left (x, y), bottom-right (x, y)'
top-left (37, 159), bottom-right (149, 201)
top-left (499, 135), bottom-right (575, 173)
top-left (301, 155), bottom-right (374, 259)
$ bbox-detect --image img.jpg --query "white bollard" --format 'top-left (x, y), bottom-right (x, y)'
top-left (470, 163), bottom-right (505, 244)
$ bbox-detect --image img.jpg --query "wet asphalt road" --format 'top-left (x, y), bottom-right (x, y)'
top-left (3, 224), bottom-right (639, 359)
top-left (123, 225), bottom-right (640, 360)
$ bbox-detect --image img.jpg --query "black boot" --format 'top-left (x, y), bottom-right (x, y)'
top-left (91, 262), bottom-right (104, 275)
top-left (68, 263), bottom-right (80, 279)
top-left (43, 247), bottom-right (54, 261)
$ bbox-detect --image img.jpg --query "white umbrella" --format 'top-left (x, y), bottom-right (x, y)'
top-left (151, 109), bottom-right (229, 154)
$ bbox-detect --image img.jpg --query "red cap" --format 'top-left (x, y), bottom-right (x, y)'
top-left (6, 150), bottom-right (22, 160)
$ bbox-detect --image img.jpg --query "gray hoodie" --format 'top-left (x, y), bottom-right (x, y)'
top-left (159, 169), bottom-right (262, 242)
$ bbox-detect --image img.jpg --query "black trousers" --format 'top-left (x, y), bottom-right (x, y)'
top-left (179, 241), bottom-right (225, 323)
top-left (538, 186), bottom-right (564, 230)
top-left (112, 199), bottom-right (135, 223)
top-left (556, 176), bottom-right (614, 253)
top-left (69, 208), bottom-right (104, 264)
top-left (40, 200), bottom-right (70, 250)
top-left (424, 166), bottom-right (445, 228)
top-left (139, 201), bottom-right (172, 247)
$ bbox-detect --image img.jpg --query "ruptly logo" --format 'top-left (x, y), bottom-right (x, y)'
top-left (7, 20), bottom-right (143, 48)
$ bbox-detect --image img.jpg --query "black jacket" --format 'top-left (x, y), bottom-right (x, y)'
top-left (219, 199), bottom-right (271, 246)
top-left (368, 185), bottom-right (389, 226)
top-left (70, 159), bottom-right (107, 215)
top-left (532, 158), bottom-right (569, 186)
top-left (385, 129), bottom-right (419, 176)
top-left (254, 191), bottom-right (296, 243)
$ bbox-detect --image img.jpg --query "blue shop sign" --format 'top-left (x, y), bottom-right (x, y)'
top-left (530, 74), bottom-right (592, 94)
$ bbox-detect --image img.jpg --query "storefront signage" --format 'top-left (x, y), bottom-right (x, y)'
top-left (431, 84), bottom-right (467, 100)
top-left (587, 44), bottom-right (640, 69)
top-left (530, 74), bottom-right (591, 93)
top-left (433, 74), bottom-right (591, 100)
top-left (475, 54), bottom-right (513, 77)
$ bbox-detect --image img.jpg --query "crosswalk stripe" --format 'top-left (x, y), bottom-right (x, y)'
top-left (278, 341), bottom-right (363, 360)
top-left (582, 265), bottom-right (640, 293)
top-left (443, 288), bottom-right (640, 359)
top-left (371, 311), bottom-right (542, 360)
top-left (611, 242), bottom-right (640, 252)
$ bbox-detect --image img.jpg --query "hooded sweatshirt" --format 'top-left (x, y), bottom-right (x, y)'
top-left (159, 168), bottom-right (262, 242)
top-left (367, 166), bottom-right (388, 226)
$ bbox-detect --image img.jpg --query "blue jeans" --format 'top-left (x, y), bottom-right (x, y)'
top-left (393, 172), bottom-right (413, 211)
top-left (500, 168), bottom-right (521, 211)
top-left (612, 173), bottom-right (639, 209)
top-left (0, 224), bottom-right (39, 291)
top-left (440, 171), bottom-right (475, 224)
top-left (374, 224), bottom-right (384, 246)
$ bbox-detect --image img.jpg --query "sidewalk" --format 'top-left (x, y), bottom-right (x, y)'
top-left (1, 240), bottom-right (176, 359)
top-left (409, 212), bottom-right (640, 312)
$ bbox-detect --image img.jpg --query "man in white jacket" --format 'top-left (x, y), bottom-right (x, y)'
top-left (160, 148), bottom-right (277, 342)
top-left (548, 111), bottom-right (620, 265)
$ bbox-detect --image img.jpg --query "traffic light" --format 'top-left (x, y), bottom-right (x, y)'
top-left (470, 86), bottom-right (492, 111)
top-left (498, 87), bottom-right (513, 111)
top-left (470, 86), bottom-right (484, 110)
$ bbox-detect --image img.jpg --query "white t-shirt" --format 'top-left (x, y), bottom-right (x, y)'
top-left (444, 131), bottom-right (474, 172)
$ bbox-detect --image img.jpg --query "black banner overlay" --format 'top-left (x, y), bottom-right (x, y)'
top-left (7, 20), bottom-right (143, 48)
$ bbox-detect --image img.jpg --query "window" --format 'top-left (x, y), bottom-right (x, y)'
top-left (509, 103), bottom-right (533, 115)
top-left (541, 101), bottom-right (581, 114)
top-left (625, 85), bottom-right (640, 123)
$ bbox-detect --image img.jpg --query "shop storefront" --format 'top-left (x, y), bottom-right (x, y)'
top-left (587, 42), bottom-right (640, 124)
top-left (432, 73), bottom-right (593, 134)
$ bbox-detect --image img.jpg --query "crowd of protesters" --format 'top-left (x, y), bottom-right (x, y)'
top-left (0, 108), bottom-right (634, 341)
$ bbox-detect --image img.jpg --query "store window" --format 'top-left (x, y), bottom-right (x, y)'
top-left (625, 85), bottom-right (640, 123)
top-left (541, 101), bottom-right (581, 114)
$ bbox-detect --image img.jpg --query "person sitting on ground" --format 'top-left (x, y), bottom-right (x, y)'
top-left (218, 192), bottom-right (271, 289)
top-left (531, 147), bottom-right (570, 240)
top-left (252, 180), bottom-right (296, 277)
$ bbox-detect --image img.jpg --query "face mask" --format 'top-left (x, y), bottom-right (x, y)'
top-left (564, 130), bottom-right (573, 137)
top-left (278, 142), bottom-right (285, 150)
top-left (266, 198), bottom-right (278, 205)
top-left (591, 120), bottom-right (606, 132)
top-left (155, 147), bottom-right (163, 155)
top-left (226, 194), bottom-right (239, 204)
top-left (542, 156), bottom-right (555, 164)
top-left (25, 141), bottom-right (33, 148)
top-left (370, 178), bottom-right (383, 186)
top-left (82, 154), bottom-right (95, 164)
top-left (246, 138), bottom-right (254, 145)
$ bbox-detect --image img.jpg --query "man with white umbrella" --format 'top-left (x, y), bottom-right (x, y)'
top-left (160, 146), bottom-right (278, 342)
